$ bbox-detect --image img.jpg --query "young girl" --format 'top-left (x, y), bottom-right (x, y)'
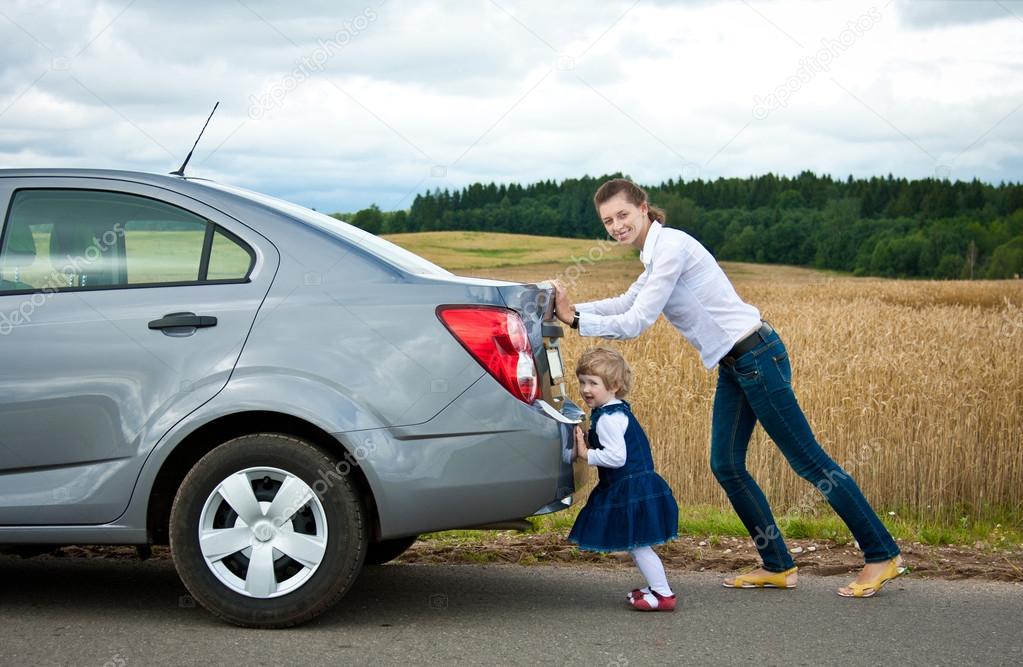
top-left (568, 347), bottom-right (679, 611)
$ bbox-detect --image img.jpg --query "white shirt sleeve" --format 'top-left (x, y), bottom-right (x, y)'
top-left (576, 270), bottom-right (649, 316)
top-left (586, 410), bottom-right (628, 469)
top-left (577, 238), bottom-right (688, 340)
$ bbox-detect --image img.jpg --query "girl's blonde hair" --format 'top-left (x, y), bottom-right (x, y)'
top-left (575, 347), bottom-right (633, 398)
top-left (593, 178), bottom-right (666, 225)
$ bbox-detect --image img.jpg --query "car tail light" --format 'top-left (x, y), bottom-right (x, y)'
top-left (437, 306), bottom-right (539, 404)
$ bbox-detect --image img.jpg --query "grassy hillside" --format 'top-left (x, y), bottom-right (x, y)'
top-left (382, 231), bottom-right (636, 270)
top-left (385, 230), bottom-right (841, 284)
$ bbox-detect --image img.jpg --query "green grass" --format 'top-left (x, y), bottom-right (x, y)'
top-left (419, 505), bottom-right (1023, 549)
top-left (382, 231), bottom-right (637, 270)
top-left (885, 511), bottom-right (1023, 548)
top-left (449, 246), bottom-right (534, 257)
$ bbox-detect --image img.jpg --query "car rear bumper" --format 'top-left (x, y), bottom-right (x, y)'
top-left (339, 374), bottom-right (581, 539)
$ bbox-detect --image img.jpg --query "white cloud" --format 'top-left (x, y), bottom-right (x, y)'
top-left (0, 0), bottom-right (1021, 212)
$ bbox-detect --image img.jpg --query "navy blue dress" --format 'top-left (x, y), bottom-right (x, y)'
top-left (568, 401), bottom-right (679, 552)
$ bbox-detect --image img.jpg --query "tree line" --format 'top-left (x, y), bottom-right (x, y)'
top-left (333, 172), bottom-right (1023, 279)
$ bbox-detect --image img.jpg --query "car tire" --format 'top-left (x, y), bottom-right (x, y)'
top-left (169, 434), bottom-right (367, 628)
top-left (364, 535), bottom-right (419, 566)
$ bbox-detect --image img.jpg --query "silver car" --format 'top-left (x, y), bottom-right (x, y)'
top-left (0, 169), bottom-right (580, 627)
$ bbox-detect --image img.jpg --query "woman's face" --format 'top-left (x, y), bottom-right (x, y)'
top-left (597, 192), bottom-right (651, 249)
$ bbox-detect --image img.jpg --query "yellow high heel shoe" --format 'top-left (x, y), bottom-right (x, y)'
top-left (837, 558), bottom-right (909, 598)
top-left (722, 566), bottom-right (798, 589)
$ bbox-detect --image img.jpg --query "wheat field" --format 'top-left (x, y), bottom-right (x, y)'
top-left (402, 234), bottom-right (1023, 524)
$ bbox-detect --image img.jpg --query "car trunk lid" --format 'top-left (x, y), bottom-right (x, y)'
top-left (496, 281), bottom-right (573, 414)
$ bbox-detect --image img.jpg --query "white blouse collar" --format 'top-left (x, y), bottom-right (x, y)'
top-left (640, 221), bottom-right (663, 266)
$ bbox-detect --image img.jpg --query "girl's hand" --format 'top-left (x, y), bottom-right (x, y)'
top-left (573, 426), bottom-right (588, 462)
top-left (552, 280), bottom-right (576, 325)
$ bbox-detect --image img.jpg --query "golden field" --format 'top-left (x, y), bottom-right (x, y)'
top-left (392, 232), bottom-right (1023, 523)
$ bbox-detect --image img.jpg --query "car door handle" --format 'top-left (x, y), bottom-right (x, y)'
top-left (148, 312), bottom-right (218, 330)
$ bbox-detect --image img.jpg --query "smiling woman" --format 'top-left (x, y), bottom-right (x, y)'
top-left (554, 177), bottom-right (908, 599)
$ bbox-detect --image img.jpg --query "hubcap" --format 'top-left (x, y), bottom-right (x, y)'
top-left (197, 467), bottom-right (328, 598)
top-left (252, 520), bottom-right (276, 542)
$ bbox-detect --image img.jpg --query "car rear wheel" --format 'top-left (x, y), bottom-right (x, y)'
top-left (169, 434), bottom-right (366, 628)
top-left (364, 535), bottom-right (419, 566)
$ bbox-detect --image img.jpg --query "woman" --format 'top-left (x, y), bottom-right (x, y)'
top-left (553, 178), bottom-right (905, 597)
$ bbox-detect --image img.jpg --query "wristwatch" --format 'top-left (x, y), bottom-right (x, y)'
top-left (570, 311), bottom-right (579, 330)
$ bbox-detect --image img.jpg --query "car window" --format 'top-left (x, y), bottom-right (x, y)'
top-left (207, 227), bottom-right (253, 280)
top-left (0, 189), bottom-right (253, 292)
top-left (122, 216), bottom-right (206, 285)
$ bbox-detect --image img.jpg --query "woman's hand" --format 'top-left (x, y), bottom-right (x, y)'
top-left (552, 280), bottom-right (576, 325)
top-left (573, 426), bottom-right (589, 462)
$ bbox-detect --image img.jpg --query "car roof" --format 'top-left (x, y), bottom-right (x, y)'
top-left (0, 168), bottom-right (257, 221)
top-left (0, 168), bottom-right (185, 184)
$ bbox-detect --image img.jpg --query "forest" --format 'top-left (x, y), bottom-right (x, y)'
top-left (335, 172), bottom-right (1023, 279)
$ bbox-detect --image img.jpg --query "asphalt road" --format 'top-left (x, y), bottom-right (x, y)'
top-left (1, 555), bottom-right (1020, 666)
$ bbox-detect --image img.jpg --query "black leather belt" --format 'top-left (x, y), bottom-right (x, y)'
top-left (719, 321), bottom-right (773, 366)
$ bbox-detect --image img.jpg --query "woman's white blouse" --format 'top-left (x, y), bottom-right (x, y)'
top-left (576, 222), bottom-right (761, 368)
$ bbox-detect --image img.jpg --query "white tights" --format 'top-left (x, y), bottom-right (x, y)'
top-left (630, 546), bottom-right (672, 597)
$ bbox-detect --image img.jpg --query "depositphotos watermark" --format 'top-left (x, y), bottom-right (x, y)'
top-left (248, 7), bottom-right (380, 119)
top-left (102, 652), bottom-right (128, 667)
top-left (752, 6), bottom-right (883, 120)
top-left (520, 236), bottom-right (621, 322)
top-left (785, 439), bottom-right (885, 518)
top-left (266, 439), bottom-right (379, 535)
top-left (0, 223), bottom-right (125, 336)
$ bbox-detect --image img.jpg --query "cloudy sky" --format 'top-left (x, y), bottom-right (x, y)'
top-left (1, 0), bottom-right (1022, 212)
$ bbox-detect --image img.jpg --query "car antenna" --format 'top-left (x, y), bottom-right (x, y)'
top-left (170, 101), bottom-right (220, 177)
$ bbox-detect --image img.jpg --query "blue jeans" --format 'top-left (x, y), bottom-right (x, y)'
top-left (710, 328), bottom-right (900, 572)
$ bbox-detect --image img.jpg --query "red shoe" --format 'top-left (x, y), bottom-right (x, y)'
top-left (630, 589), bottom-right (676, 612)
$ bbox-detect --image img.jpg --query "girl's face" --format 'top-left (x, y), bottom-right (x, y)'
top-left (598, 192), bottom-right (651, 249)
top-left (577, 373), bottom-right (619, 409)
